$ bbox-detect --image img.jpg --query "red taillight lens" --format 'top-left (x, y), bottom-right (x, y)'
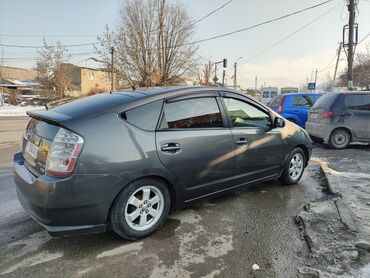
top-left (278, 96), bottom-right (286, 114)
top-left (321, 111), bottom-right (334, 119)
top-left (46, 128), bottom-right (84, 177)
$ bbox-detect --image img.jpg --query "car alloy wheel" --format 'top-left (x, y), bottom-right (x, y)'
top-left (288, 153), bottom-right (304, 182)
top-left (124, 185), bottom-right (164, 232)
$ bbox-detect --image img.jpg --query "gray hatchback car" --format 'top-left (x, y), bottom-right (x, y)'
top-left (306, 92), bottom-right (370, 149)
top-left (14, 86), bottom-right (311, 240)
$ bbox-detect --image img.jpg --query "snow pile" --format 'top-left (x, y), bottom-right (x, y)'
top-left (0, 104), bottom-right (44, 117)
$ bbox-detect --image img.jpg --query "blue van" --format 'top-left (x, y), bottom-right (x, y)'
top-left (269, 93), bottom-right (322, 128)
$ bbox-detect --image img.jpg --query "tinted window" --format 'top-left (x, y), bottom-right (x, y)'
top-left (121, 100), bottom-right (163, 131)
top-left (262, 91), bottom-right (269, 98)
top-left (160, 97), bottom-right (223, 129)
top-left (224, 98), bottom-right (271, 128)
top-left (312, 93), bottom-right (338, 110)
top-left (345, 95), bottom-right (370, 111)
top-left (292, 96), bottom-right (314, 107)
top-left (270, 91), bottom-right (278, 98)
top-left (269, 95), bottom-right (282, 109)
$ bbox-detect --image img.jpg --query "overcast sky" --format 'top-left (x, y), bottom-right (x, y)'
top-left (0, 0), bottom-right (369, 88)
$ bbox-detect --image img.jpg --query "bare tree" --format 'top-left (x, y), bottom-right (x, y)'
top-left (37, 40), bottom-right (71, 97)
top-left (194, 61), bottom-right (214, 86)
top-left (339, 45), bottom-right (370, 89)
top-left (97, 0), bottom-right (198, 88)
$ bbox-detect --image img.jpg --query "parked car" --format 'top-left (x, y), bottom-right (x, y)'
top-left (14, 86), bottom-right (311, 240)
top-left (306, 92), bottom-right (370, 149)
top-left (260, 87), bottom-right (279, 105)
top-left (269, 93), bottom-right (322, 128)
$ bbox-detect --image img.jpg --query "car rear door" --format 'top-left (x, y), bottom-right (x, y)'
top-left (344, 94), bottom-right (370, 139)
top-left (155, 93), bottom-right (235, 202)
top-left (220, 92), bottom-right (285, 184)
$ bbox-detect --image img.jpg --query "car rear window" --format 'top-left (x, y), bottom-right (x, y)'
top-left (345, 94), bottom-right (370, 111)
top-left (262, 91), bottom-right (269, 98)
top-left (312, 93), bottom-right (338, 110)
top-left (269, 95), bottom-right (282, 109)
top-left (160, 97), bottom-right (223, 129)
top-left (270, 91), bottom-right (277, 98)
top-left (121, 100), bottom-right (163, 131)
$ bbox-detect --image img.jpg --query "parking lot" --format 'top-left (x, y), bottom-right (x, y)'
top-left (0, 117), bottom-right (369, 277)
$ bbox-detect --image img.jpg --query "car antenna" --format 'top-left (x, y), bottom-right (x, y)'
top-left (44, 103), bottom-right (49, 110)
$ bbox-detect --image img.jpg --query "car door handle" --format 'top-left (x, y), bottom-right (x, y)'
top-left (293, 110), bottom-right (299, 113)
top-left (235, 138), bottom-right (249, 146)
top-left (161, 143), bottom-right (182, 154)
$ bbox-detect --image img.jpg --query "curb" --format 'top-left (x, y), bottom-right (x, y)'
top-left (318, 162), bottom-right (358, 233)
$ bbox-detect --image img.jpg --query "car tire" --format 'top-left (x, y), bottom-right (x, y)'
top-left (279, 147), bottom-right (306, 185)
top-left (329, 129), bottom-right (350, 149)
top-left (110, 178), bottom-right (171, 240)
top-left (310, 136), bottom-right (323, 144)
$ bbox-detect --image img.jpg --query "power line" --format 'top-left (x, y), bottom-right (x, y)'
top-left (0, 0), bottom-right (336, 50)
top-left (358, 31), bottom-right (370, 45)
top-left (186, 0), bottom-right (234, 29)
top-left (241, 1), bottom-right (341, 63)
top-left (0, 34), bottom-right (97, 38)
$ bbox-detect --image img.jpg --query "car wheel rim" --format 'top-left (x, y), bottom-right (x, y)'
top-left (124, 185), bottom-right (164, 231)
top-left (333, 133), bottom-right (347, 146)
top-left (288, 153), bottom-right (304, 182)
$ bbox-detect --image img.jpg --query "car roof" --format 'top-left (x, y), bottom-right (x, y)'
top-left (280, 93), bottom-right (323, 97)
top-left (39, 86), bottom-right (244, 122)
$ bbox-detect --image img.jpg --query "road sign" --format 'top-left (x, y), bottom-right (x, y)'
top-left (213, 76), bottom-right (218, 83)
top-left (307, 83), bottom-right (316, 90)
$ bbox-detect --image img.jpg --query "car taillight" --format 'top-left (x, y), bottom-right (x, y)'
top-left (321, 111), bottom-right (334, 119)
top-left (278, 96), bottom-right (286, 114)
top-left (46, 128), bottom-right (84, 177)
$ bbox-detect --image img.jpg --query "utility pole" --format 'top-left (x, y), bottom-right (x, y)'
top-left (255, 76), bottom-right (258, 91)
top-left (222, 69), bottom-right (225, 86)
top-left (346, 0), bottom-right (356, 90)
top-left (110, 47), bottom-right (114, 91)
top-left (314, 69), bottom-right (318, 93)
top-left (332, 43), bottom-right (342, 92)
top-left (233, 62), bottom-right (237, 90)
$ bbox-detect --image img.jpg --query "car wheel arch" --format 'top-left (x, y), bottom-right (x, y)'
top-left (329, 127), bottom-right (353, 142)
top-left (107, 175), bottom-right (177, 224)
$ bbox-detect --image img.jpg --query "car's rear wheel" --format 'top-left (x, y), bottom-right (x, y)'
top-left (110, 178), bottom-right (170, 240)
top-left (329, 129), bottom-right (350, 149)
top-left (279, 147), bottom-right (306, 185)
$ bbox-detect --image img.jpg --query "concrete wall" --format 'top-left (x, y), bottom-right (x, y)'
top-left (80, 68), bottom-right (110, 94)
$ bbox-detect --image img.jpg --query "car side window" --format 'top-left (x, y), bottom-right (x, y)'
top-left (292, 96), bottom-right (314, 107)
top-left (121, 100), bottom-right (163, 131)
top-left (160, 97), bottom-right (224, 129)
top-left (223, 97), bottom-right (271, 128)
top-left (345, 95), bottom-right (370, 111)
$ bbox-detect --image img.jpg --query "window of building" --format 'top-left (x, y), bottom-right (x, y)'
top-left (160, 97), bottom-right (223, 129)
top-left (88, 71), bottom-right (94, 81)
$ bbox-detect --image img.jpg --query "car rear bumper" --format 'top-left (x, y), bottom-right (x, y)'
top-left (13, 151), bottom-right (126, 236)
top-left (305, 121), bottom-right (332, 141)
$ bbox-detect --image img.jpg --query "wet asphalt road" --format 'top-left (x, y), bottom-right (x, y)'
top-left (0, 117), bottom-right (327, 277)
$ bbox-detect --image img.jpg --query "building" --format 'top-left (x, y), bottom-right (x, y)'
top-left (0, 66), bottom-right (38, 80)
top-left (64, 63), bottom-right (111, 94)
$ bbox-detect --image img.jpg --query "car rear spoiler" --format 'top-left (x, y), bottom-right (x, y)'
top-left (26, 110), bottom-right (72, 127)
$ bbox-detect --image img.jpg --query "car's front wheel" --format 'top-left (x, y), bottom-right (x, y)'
top-left (110, 178), bottom-right (171, 240)
top-left (279, 147), bottom-right (306, 185)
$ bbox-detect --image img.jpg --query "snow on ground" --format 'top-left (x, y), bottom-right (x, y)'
top-left (0, 104), bottom-right (44, 117)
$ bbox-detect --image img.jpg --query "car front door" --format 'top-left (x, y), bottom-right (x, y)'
top-left (220, 92), bottom-right (285, 184)
top-left (156, 94), bottom-right (235, 202)
top-left (344, 94), bottom-right (370, 139)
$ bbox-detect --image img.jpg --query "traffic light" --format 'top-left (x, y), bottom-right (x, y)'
top-left (223, 58), bottom-right (227, 68)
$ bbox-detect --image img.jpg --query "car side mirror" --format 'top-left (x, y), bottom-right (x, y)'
top-left (274, 117), bottom-right (285, 128)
